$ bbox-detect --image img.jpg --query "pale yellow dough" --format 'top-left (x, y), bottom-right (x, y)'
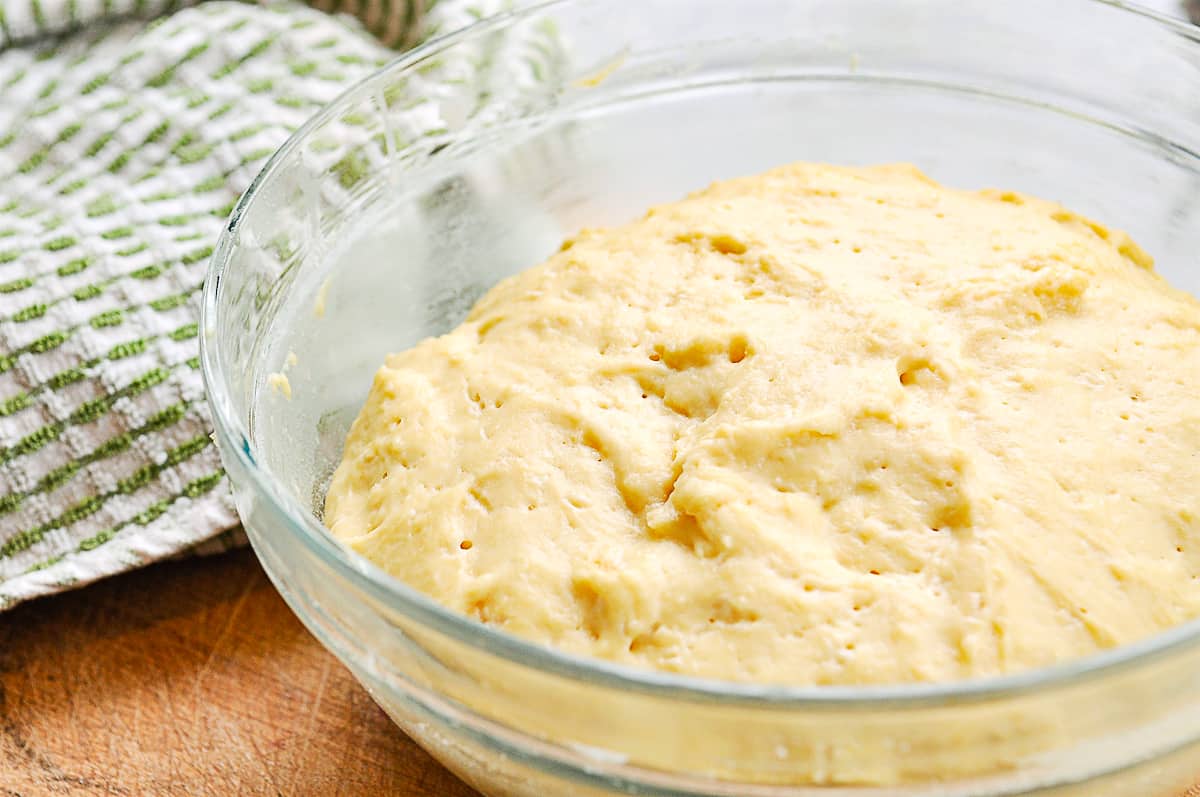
top-left (325, 163), bottom-right (1200, 686)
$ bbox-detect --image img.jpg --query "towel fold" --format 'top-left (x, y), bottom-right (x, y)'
top-left (0, 0), bottom-right (500, 609)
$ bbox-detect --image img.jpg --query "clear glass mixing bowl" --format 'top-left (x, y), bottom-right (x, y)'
top-left (200, 1), bottom-right (1200, 794)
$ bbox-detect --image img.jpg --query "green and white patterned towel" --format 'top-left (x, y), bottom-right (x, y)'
top-left (0, 0), bottom-right (503, 610)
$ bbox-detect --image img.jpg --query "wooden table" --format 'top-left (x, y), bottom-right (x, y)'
top-left (0, 548), bottom-right (480, 796)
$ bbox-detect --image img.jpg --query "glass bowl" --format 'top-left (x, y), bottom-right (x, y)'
top-left (200, 1), bottom-right (1200, 794)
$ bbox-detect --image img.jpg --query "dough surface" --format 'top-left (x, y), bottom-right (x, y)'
top-left (324, 163), bottom-right (1200, 686)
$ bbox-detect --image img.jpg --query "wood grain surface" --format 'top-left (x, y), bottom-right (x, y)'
top-left (0, 548), bottom-right (480, 796)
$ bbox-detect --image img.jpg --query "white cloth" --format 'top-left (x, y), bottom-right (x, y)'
top-left (0, 0), bottom-right (503, 609)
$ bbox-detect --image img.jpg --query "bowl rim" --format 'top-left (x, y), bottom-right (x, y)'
top-left (200, 0), bottom-right (1200, 709)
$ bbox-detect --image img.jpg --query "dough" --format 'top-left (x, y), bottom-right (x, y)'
top-left (324, 163), bottom-right (1200, 686)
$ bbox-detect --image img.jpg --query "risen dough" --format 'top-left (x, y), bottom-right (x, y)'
top-left (325, 163), bottom-right (1200, 686)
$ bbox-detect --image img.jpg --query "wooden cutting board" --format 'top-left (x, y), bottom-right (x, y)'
top-left (0, 548), bottom-right (480, 796)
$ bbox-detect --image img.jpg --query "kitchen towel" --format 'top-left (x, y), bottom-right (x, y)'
top-left (0, 0), bottom-right (506, 609)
